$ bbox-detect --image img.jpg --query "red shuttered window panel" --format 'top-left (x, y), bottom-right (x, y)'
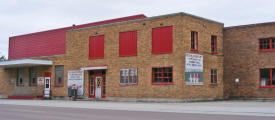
top-left (152, 26), bottom-right (173, 54)
top-left (89, 35), bottom-right (104, 59)
top-left (119, 31), bottom-right (137, 57)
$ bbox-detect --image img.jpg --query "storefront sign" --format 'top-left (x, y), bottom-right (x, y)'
top-left (185, 53), bottom-right (203, 85)
top-left (68, 70), bottom-right (84, 96)
top-left (37, 77), bottom-right (44, 85)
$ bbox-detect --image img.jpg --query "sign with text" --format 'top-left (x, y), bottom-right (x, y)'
top-left (37, 77), bottom-right (45, 86)
top-left (68, 70), bottom-right (84, 96)
top-left (185, 53), bottom-right (203, 85)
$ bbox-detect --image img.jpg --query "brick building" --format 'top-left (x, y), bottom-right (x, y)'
top-left (223, 22), bottom-right (275, 98)
top-left (0, 12), bottom-right (273, 100)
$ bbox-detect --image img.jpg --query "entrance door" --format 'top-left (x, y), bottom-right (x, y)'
top-left (95, 76), bottom-right (102, 98)
top-left (44, 77), bottom-right (51, 98)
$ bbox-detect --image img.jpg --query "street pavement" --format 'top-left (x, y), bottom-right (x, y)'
top-left (0, 99), bottom-right (275, 120)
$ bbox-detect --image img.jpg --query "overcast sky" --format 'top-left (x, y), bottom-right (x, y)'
top-left (0, 0), bottom-right (275, 57)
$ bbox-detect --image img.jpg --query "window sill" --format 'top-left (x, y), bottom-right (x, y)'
top-left (120, 83), bottom-right (138, 86)
top-left (152, 83), bottom-right (173, 85)
top-left (191, 49), bottom-right (198, 52)
top-left (16, 85), bottom-right (24, 87)
top-left (259, 86), bottom-right (275, 88)
top-left (211, 52), bottom-right (218, 54)
top-left (259, 49), bottom-right (275, 52)
top-left (55, 85), bottom-right (64, 87)
top-left (209, 83), bottom-right (218, 86)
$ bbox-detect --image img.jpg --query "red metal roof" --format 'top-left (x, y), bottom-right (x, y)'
top-left (9, 14), bottom-right (146, 60)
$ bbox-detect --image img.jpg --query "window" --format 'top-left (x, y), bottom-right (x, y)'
top-left (29, 67), bottom-right (37, 86)
top-left (152, 67), bottom-right (173, 85)
top-left (119, 31), bottom-right (137, 57)
top-left (89, 35), bottom-right (104, 59)
top-left (120, 68), bottom-right (137, 85)
top-left (191, 31), bottom-right (198, 51)
top-left (211, 35), bottom-right (217, 54)
top-left (55, 66), bottom-right (64, 86)
top-left (259, 38), bottom-right (275, 52)
top-left (152, 26), bottom-right (173, 54)
top-left (210, 69), bottom-right (217, 84)
top-left (16, 68), bottom-right (24, 86)
top-left (260, 69), bottom-right (275, 88)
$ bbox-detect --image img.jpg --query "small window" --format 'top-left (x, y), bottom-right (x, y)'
top-left (259, 38), bottom-right (275, 52)
top-left (120, 68), bottom-right (137, 85)
top-left (260, 69), bottom-right (275, 87)
top-left (16, 68), bottom-right (24, 86)
top-left (210, 69), bottom-right (217, 84)
top-left (29, 67), bottom-right (37, 86)
top-left (55, 66), bottom-right (64, 86)
top-left (211, 35), bottom-right (218, 54)
top-left (152, 67), bottom-right (173, 85)
top-left (191, 31), bottom-right (198, 51)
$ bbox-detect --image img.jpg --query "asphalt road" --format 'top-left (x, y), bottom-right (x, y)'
top-left (0, 104), bottom-right (274, 120)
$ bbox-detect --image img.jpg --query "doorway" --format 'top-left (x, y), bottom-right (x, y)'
top-left (89, 70), bottom-right (106, 98)
top-left (95, 76), bottom-right (102, 98)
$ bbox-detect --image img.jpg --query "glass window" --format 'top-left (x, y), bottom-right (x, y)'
top-left (29, 67), bottom-right (37, 86)
top-left (260, 69), bottom-right (271, 87)
top-left (191, 31), bottom-right (198, 51)
top-left (211, 35), bottom-right (217, 54)
top-left (210, 69), bottom-right (217, 84)
top-left (152, 67), bottom-right (173, 85)
top-left (259, 38), bottom-right (275, 51)
top-left (55, 66), bottom-right (64, 86)
top-left (120, 68), bottom-right (137, 85)
top-left (16, 68), bottom-right (24, 86)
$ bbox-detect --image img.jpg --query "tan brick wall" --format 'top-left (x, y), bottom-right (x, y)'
top-left (0, 68), bottom-right (9, 95)
top-left (0, 55), bottom-right (67, 97)
top-left (0, 66), bottom-right (53, 96)
top-left (0, 14), bottom-right (224, 99)
top-left (64, 14), bottom-right (224, 99)
top-left (224, 23), bottom-right (275, 98)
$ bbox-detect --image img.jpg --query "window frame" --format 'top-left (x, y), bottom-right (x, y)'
top-left (259, 68), bottom-right (275, 88)
top-left (211, 35), bottom-right (218, 54)
top-left (191, 31), bottom-right (198, 51)
top-left (54, 65), bottom-right (64, 87)
top-left (120, 68), bottom-right (138, 86)
top-left (210, 69), bottom-right (218, 85)
top-left (152, 67), bottom-right (173, 85)
top-left (29, 67), bottom-right (38, 86)
top-left (259, 38), bottom-right (275, 52)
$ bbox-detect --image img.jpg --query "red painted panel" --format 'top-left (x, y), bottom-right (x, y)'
top-left (89, 35), bottom-right (104, 59)
top-left (9, 14), bottom-right (146, 60)
top-left (152, 26), bottom-right (173, 54)
top-left (119, 31), bottom-right (137, 57)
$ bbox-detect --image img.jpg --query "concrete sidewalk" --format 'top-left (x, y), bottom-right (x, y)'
top-left (0, 99), bottom-right (274, 117)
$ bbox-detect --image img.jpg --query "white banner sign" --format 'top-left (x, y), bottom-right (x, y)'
top-left (185, 53), bottom-right (203, 72)
top-left (68, 70), bottom-right (84, 96)
top-left (185, 53), bottom-right (204, 85)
